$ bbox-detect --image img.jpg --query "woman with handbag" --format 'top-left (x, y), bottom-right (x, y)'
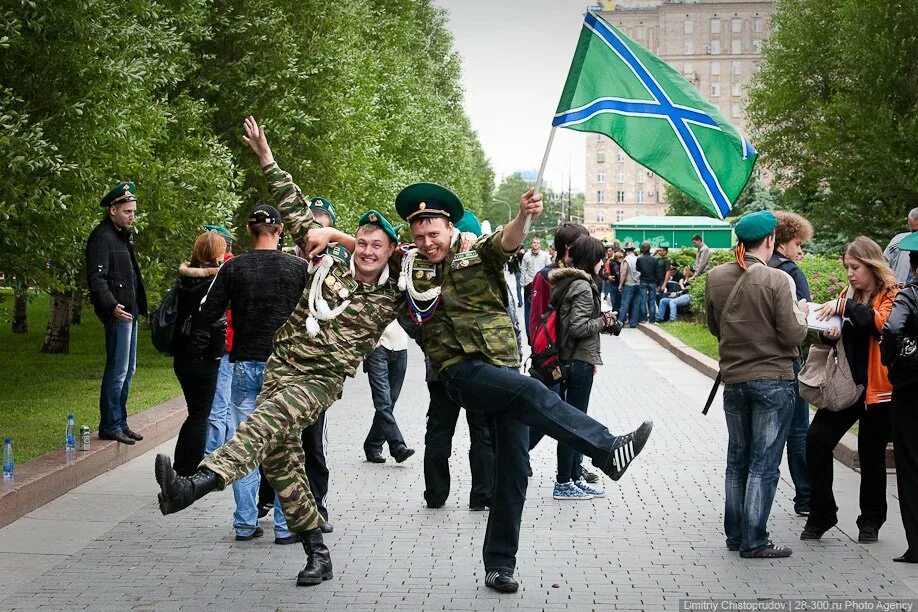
top-left (802, 237), bottom-right (898, 542)
top-left (880, 232), bottom-right (918, 563)
top-left (172, 231), bottom-right (227, 476)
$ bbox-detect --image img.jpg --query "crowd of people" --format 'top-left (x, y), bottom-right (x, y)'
top-left (82, 116), bottom-right (916, 591)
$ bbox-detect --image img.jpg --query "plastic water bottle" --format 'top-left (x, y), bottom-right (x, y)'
top-left (65, 414), bottom-right (76, 451)
top-left (2, 438), bottom-right (13, 479)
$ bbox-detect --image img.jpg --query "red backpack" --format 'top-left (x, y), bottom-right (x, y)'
top-left (528, 305), bottom-right (565, 384)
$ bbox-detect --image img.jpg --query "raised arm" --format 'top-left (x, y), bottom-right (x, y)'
top-left (500, 188), bottom-right (543, 253)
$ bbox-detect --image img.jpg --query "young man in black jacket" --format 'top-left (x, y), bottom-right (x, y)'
top-left (85, 182), bottom-right (148, 446)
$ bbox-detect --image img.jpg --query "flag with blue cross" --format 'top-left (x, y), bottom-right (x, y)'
top-left (554, 12), bottom-right (757, 219)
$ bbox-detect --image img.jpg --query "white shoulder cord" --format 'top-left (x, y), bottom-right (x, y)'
top-left (304, 253), bottom-right (351, 337)
top-left (397, 228), bottom-right (460, 300)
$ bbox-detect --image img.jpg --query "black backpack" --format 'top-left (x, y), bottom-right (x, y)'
top-left (150, 281), bottom-right (181, 356)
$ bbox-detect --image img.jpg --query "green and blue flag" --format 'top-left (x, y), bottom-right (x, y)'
top-left (554, 12), bottom-right (756, 219)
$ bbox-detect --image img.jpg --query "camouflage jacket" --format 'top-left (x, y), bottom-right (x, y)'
top-left (418, 230), bottom-right (521, 372)
top-left (262, 163), bottom-right (405, 399)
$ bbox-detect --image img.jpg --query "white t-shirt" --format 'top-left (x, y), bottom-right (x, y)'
top-left (377, 320), bottom-right (408, 351)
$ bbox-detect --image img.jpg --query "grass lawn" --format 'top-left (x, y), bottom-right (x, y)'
top-left (660, 320), bottom-right (720, 360)
top-left (0, 289), bottom-right (180, 463)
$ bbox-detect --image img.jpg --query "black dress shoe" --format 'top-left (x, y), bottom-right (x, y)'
top-left (800, 520), bottom-right (836, 540)
top-left (235, 526), bottom-right (264, 541)
top-left (485, 570), bottom-right (519, 593)
top-left (391, 446), bottom-right (415, 463)
top-left (469, 504), bottom-right (489, 512)
top-left (155, 454), bottom-right (220, 515)
top-left (100, 431), bottom-right (135, 445)
top-left (123, 427), bottom-right (144, 441)
top-left (858, 526), bottom-right (879, 543)
top-left (894, 551), bottom-right (918, 563)
top-left (365, 448), bottom-right (386, 463)
top-left (581, 467), bottom-right (599, 484)
top-left (320, 522), bottom-right (334, 533)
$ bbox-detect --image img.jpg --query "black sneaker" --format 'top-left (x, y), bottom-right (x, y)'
top-left (391, 446), bottom-right (415, 463)
top-left (485, 570), bottom-right (519, 593)
top-left (858, 527), bottom-right (879, 543)
top-left (740, 542), bottom-right (792, 559)
top-left (235, 526), bottom-right (264, 541)
top-left (604, 421), bottom-right (653, 481)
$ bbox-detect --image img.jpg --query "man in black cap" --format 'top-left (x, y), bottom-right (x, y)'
top-left (86, 182), bottom-right (148, 445)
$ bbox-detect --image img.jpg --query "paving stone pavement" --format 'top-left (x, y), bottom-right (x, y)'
top-left (1, 325), bottom-right (916, 611)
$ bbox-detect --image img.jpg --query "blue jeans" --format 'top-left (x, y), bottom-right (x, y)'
top-left (99, 319), bottom-right (138, 436)
top-left (363, 346), bottom-right (408, 453)
top-left (515, 273), bottom-right (523, 304)
top-left (657, 294), bottom-right (691, 322)
top-left (619, 284), bottom-right (640, 327)
top-left (229, 360), bottom-right (290, 539)
top-left (205, 353), bottom-right (233, 455)
top-left (640, 282), bottom-right (657, 322)
top-left (787, 358), bottom-right (810, 512)
top-left (723, 379), bottom-right (795, 553)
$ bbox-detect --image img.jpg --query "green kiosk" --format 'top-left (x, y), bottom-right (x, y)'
top-left (612, 216), bottom-right (733, 249)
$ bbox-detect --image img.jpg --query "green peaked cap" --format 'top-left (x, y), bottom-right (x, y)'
top-left (100, 181), bottom-right (136, 208)
top-left (395, 182), bottom-right (464, 223)
top-left (734, 210), bottom-right (777, 242)
top-left (358, 209), bottom-right (399, 243)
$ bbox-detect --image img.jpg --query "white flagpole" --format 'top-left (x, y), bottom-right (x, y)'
top-left (523, 125), bottom-right (557, 234)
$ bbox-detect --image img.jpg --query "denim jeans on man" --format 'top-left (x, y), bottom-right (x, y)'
top-left (364, 346), bottom-right (408, 454)
top-left (619, 284), bottom-right (641, 327)
top-left (640, 282), bottom-right (657, 323)
top-left (656, 294), bottom-right (691, 322)
top-left (786, 358), bottom-right (810, 513)
top-left (205, 352), bottom-right (233, 455)
top-left (99, 319), bottom-right (138, 436)
top-left (229, 360), bottom-right (291, 539)
top-left (442, 360), bottom-right (622, 572)
top-left (722, 379), bottom-right (795, 553)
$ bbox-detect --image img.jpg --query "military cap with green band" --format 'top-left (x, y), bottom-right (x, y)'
top-left (309, 196), bottom-right (337, 226)
top-left (358, 209), bottom-right (399, 243)
top-left (734, 210), bottom-right (777, 242)
top-left (395, 182), bottom-right (464, 223)
top-left (100, 182), bottom-right (136, 208)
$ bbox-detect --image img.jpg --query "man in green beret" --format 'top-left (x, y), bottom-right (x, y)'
top-left (156, 116), bottom-right (409, 588)
top-left (704, 209), bottom-right (809, 559)
top-left (393, 181), bottom-right (653, 593)
top-left (85, 181), bottom-right (148, 446)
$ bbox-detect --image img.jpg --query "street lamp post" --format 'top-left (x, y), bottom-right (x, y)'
top-left (493, 198), bottom-right (512, 224)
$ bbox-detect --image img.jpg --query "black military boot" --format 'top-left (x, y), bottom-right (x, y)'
top-left (296, 528), bottom-right (334, 586)
top-left (155, 454), bottom-right (221, 515)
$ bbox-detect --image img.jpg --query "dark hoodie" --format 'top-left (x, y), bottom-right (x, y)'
top-left (549, 267), bottom-right (603, 365)
top-left (174, 262), bottom-right (226, 359)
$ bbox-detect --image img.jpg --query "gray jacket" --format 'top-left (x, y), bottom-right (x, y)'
top-left (550, 267), bottom-right (603, 366)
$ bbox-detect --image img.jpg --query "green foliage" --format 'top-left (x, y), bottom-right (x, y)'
top-left (485, 173), bottom-right (585, 245)
top-left (665, 179), bottom-right (782, 220)
top-left (662, 321), bottom-right (719, 360)
top-left (747, 0), bottom-right (918, 246)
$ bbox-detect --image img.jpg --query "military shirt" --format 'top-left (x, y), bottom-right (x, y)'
top-left (262, 163), bottom-right (405, 400)
top-left (420, 230), bottom-right (521, 372)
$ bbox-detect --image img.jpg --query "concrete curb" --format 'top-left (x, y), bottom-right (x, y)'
top-left (637, 322), bottom-right (894, 471)
top-left (0, 397), bottom-right (185, 529)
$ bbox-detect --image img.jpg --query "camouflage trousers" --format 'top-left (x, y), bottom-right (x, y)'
top-left (201, 358), bottom-right (340, 534)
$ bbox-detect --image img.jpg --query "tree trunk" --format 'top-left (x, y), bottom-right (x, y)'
top-left (69, 288), bottom-right (83, 325)
top-left (12, 288), bottom-right (27, 333)
top-left (40, 292), bottom-right (71, 354)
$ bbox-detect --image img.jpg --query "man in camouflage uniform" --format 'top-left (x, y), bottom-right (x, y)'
top-left (156, 116), bottom-right (405, 587)
top-left (395, 182), bottom-right (654, 594)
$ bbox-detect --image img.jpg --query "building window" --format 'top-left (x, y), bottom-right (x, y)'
top-left (683, 62), bottom-right (693, 75)
top-left (732, 82), bottom-right (741, 96)
top-left (598, 170), bottom-right (606, 183)
top-left (710, 19), bottom-right (720, 34)
top-left (637, 191), bottom-right (645, 203)
top-left (684, 41), bottom-right (694, 55)
top-left (597, 151), bottom-right (606, 164)
top-left (752, 39), bottom-right (762, 53)
top-left (597, 190), bottom-right (605, 203)
top-left (617, 150), bottom-right (625, 162)
top-left (617, 171), bottom-right (625, 183)
top-left (731, 103), bottom-right (741, 118)
top-left (711, 61), bottom-right (721, 75)
top-left (616, 210), bottom-right (625, 222)
top-left (711, 83), bottom-right (721, 97)
top-left (636, 171), bottom-right (645, 184)
top-left (753, 17), bottom-right (763, 33)
top-left (616, 191), bottom-right (626, 203)
top-left (684, 21), bottom-right (693, 35)
top-left (731, 39), bottom-right (741, 54)
top-left (710, 39), bottom-right (721, 55)
top-left (732, 18), bottom-right (742, 33)
top-left (597, 210), bottom-right (605, 222)
top-left (732, 61), bottom-right (742, 76)
top-left (636, 26), bottom-right (646, 39)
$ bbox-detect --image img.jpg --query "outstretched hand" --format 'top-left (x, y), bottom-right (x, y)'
top-left (519, 188), bottom-right (543, 222)
top-left (242, 115), bottom-right (275, 167)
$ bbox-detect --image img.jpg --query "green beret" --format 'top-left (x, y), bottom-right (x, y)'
top-left (358, 209), bottom-right (399, 243)
top-left (203, 224), bottom-right (234, 242)
top-left (454, 210), bottom-right (482, 237)
top-left (899, 232), bottom-right (918, 251)
top-left (100, 182), bottom-right (136, 208)
top-left (309, 196), bottom-right (337, 227)
top-left (734, 210), bottom-right (777, 242)
top-left (395, 182), bottom-right (464, 223)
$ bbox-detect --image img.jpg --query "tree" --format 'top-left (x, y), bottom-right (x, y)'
top-left (746, 0), bottom-right (918, 245)
top-left (664, 184), bottom-right (711, 217)
top-left (665, 179), bottom-right (781, 220)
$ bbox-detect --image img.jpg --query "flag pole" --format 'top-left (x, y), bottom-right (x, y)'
top-left (523, 125), bottom-right (557, 234)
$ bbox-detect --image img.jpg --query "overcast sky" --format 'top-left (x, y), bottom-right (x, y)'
top-left (433, 0), bottom-right (591, 193)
